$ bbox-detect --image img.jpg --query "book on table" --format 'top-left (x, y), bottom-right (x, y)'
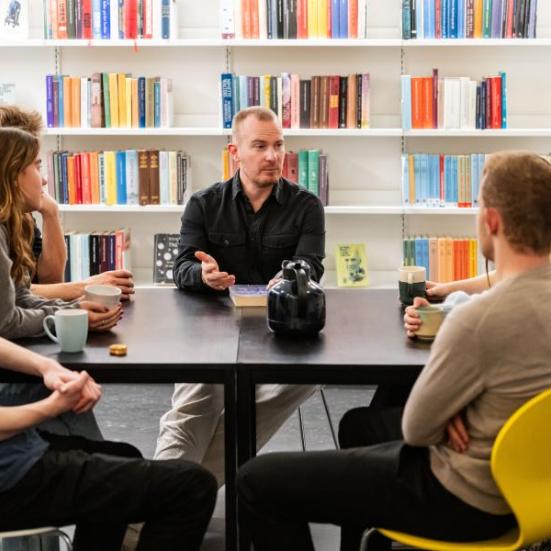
top-left (229, 285), bottom-right (268, 307)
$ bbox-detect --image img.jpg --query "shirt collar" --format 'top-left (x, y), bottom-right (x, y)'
top-left (231, 171), bottom-right (287, 206)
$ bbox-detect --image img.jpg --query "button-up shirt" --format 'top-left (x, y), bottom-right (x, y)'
top-left (173, 172), bottom-right (325, 292)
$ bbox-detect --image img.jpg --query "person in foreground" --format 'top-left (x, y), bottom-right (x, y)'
top-left (155, 106), bottom-right (325, 484)
top-left (0, 337), bottom-right (217, 551)
top-left (0, 104), bottom-right (135, 301)
top-left (237, 151), bottom-right (551, 551)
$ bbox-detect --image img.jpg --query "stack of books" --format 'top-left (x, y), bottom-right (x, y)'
top-left (401, 153), bottom-right (485, 207)
top-left (64, 229), bottom-right (131, 282)
top-left (221, 148), bottom-right (329, 205)
top-left (220, 0), bottom-right (369, 39)
top-left (403, 236), bottom-right (482, 282)
top-left (47, 149), bottom-right (190, 206)
top-left (45, 72), bottom-right (173, 128)
top-left (402, 0), bottom-right (538, 39)
top-left (221, 72), bottom-right (370, 129)
top-left (42, 0), bottom-right (178, 40)
top-left (401, 70), bottom-right (507, 130)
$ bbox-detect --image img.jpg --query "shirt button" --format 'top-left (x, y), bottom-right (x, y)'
top-left (224, 239), bottom-right (229, 246)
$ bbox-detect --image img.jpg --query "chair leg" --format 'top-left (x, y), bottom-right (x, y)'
top-left (319, 387), bottom-right (339, 450)
top-left (297, 406), bottom-right (307, 452)
top-left (53, 530), bottom-right (73, 551)
top-left (359, 528), bottom-right (378, 551)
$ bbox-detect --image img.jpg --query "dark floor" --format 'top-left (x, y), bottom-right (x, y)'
top-left (95, 384), bottom-right (376, 551)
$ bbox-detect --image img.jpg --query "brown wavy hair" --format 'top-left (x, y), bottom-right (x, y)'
top-left (0, 127), bottom-right (40, 284)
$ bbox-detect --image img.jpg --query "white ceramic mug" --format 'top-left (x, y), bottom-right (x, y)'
top-left (84, 284), bottom-right (122, 308)
top-left (414, 305), bottom-right (448, 341)
top-left (43, 309), bottom-right (89, 353)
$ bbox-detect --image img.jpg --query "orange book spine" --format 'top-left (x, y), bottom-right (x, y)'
top-left (297, 0), bottom-right (308, 38)
top-left (71, 77), bottom-right (81, 128)
top-left (250, 0), bottom-right (259, 39)
top-left (411, 77), bottom-right (423, 129)
top-left (445, 237), bottom-right (454, 283)
top-left (349, 0), bottom-right (358, 39)
top-left (428, 237), bottom-right (438, 282)
top-left (423, 77), bottom-right (433, 129)
top-left (63, 77), bottom-right (72, 128)
top-left (242, 0), bottom-right (251, 39)
top-left (453, 240), bottom-right (461, 281)
top-left (57, 0), bottom-right (68, 39)
top-left (346, 74), bottom-right (357, 129)
top-left (437, 238), bottom-right (446, 283)
top-left (81, 152), bottom-right (91, 204)
top-left (89, 152), bottom-right (100, 204)
top-left (67, 155), bottom-right (76, 205)
top-left (318, 0), bottom-right (328, 38)
top-left (474, 0), bottom-right (483, 38)
top-left (222, 148), bottom-right (230, 180)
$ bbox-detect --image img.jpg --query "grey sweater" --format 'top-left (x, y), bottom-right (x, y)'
top-left (0, 224), bottom-right (75, 339)
top-left (403, 263), bottom-right (551, 514)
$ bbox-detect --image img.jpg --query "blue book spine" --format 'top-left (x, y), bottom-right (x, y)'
top-left (339, 0), bottom-right (348, 38)
top-left (46, 75), bottom-right (54, 128)
top-left (239, 75), bottom-right (248, 109)
top-left (423, 0), bottom-right (431, 38)
top-left (415, 237), bottom-right (423, 266)
top-left (442, 0), bottom-right (448, 37)
top-left (470, 154), bottom-right (477, 206)
top-left (58, 76), bottom-right (64, 127)
top-left (101, 0), bottom-right (110, 38)
top-left (401, 75), bottom-right (412, 130)
top-left (99, 153), bottom-right (106, 203)
top-left (416, 0), bottom-right (423, 38)
top-left (221, 72), bottom-right (234, 129)
top-left (116, 150), bottom-right (127, 204)
top-left (138, 77), bottom-right (146, 128)
top-left (453, 156), bottom-right (459, 203)
top-left (402, 0), bottom-right (411, 39)
top-left (457, 0), bottom-right (464, 37)
top-left (161, 0), bottom-right (170, 39)
top-left (499, 71), bottom-right (507, 128)
top-left (231, 75), bottom-right (239, 116)
top-left (332, 0), bottom-right (340, 38)
top-left (118, 0), bottom-right (124, 38)
top-left (92, 0), bottom-right (102, 38)
top-left (154, 81), bottom-right (161, 127)
top-left (443, 156), bottom-right (449, 203)
top-left (402, 154), bottom-right (409, 204)
top-left (449, 0), bottom-right (457, 37)
top-left (61, 152), bottom-right (69, 204)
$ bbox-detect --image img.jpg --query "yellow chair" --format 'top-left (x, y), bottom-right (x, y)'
top-left (360, 388), bottom-right (551, 551)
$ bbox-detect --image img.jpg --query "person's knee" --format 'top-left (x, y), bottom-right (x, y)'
top-left (338, 407), bottom-right (371, 449)
top-left (111, 442), bottom-right (143, 459)
top-left (170, 460), bottom-right (218, 511)
top-left (237, 454), bottom-right (279, 508)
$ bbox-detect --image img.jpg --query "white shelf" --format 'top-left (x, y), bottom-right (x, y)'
top-left (404, 129), bottom-right (551, 137)
top-left (58, 204), bottom-right (478, 215)
top-left (2, 38), bottom-right (550, 48)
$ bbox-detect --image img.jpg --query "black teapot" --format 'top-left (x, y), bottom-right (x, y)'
top-left (267, 260), bottom-right (326, 336)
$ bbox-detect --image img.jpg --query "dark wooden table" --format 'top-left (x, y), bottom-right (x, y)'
top-left (6, 288), bottom-right (432, 551)
top-left (9, 289), bottom-right (242, 551)
top-left (235, 289), bottom-right (432, 549)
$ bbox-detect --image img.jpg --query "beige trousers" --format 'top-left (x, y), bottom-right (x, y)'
top-left (154, 383), bottom-right (316, 486)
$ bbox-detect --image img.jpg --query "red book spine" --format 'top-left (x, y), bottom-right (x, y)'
top-left (126, 0), bottom-right (138, 39)
top-left (81, 152), bottom-right (91, 203)
top-left (506, 0), bottom-right (514, 38)
top-left (82, 0), bottom-right (93, 39)
top-left (297, 0), bottom-right (308, 38)
top-left (349, 0), bottom-right (358, 38)
top-left (328, 75), bottom-right (340, 129)
top-left (435, 0), bottom-right (442, 38)
top-left (75, 153), bottom-right (83, 205)
top-left (490, 76), bottom-right (501, 129)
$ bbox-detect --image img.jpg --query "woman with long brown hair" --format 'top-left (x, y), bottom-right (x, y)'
top-left (0, 127), bottom-right (122, 338)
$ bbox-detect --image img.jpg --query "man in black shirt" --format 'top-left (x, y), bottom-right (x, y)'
top-left (155, 107), bottom-right (326, 484)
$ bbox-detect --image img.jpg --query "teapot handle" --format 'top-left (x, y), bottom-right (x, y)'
top-left (296, 268), bottom-right (308, 316)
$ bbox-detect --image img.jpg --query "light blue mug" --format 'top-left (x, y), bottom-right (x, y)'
top-left (43, 309), bottom-right (89, 353)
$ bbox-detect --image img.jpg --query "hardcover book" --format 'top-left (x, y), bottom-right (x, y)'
top-left (153, 233), bottom-right (179, 285)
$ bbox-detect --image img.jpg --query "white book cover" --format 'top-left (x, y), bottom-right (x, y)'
top-left (358, 0), bottom-right (368, 38)
top-left (443, 78), bottom-right (460, 129)
top-left (258, 0), bottom-right (267, 39)
top-left (468, 80), bottom-right (477, 130)
top-left (0, 0), bottom-right (29, 40)
top-left (233, 0), bottom-right (242, 39)
top-left (0, 81), bottom-right (16, 103)
top-left (459, 77), bottom-right (470, 129)
top-left (437, 78), bottom-right (444, 129)
top-left (152, 0), bottom-right (161, 39)
top-left (160, 77), bottom-right (173, 127)
top-left (169, 0), bottom-right (178, 39)
top-left (277, 76), bottom-right (282, 123)
top-left (144, 0), bottom-right (153, 38)
top-left (220, 0), bottom-right (235, 38)
top-left (81, 77), bottom-right (89, 129)
top-left (159, 150), bottom-right (169, 204)
top-left (110, 0), bottom-right (119, 39)
top-left (126, 150), bottom-right (139, 205)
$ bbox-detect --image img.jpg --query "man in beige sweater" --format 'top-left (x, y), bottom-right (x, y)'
top-left (237, 151), bottom-right (551, 551)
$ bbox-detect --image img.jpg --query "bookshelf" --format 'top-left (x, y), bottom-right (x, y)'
top-left (4, 0), bottom-right (551, 288)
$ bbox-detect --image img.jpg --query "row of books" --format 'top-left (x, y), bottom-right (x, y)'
top-left (403, 236), bottom-right (482, 283)
top-left (221, 72), bottom-right (370, 129)
top-left (64, 229), bottom-right (131, 282)
top-left (401, 153), bottom-right (485, 207)
top-left (42, 0), bottom-right (177, 39)
top-left (46, 149), bottom-right (190, 206)
top-left (401, 71), bottom-right (507, 130)
top-left (221, 147), bottom-right (329, 204)
top-left (402, 0), bottom-right (538, 39)
top-left (45, 73), bottom-right (173, 129)
top-left (220, 0), bottom-right (369, 39)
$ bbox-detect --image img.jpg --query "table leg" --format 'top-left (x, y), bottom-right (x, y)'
top-left (224, 370), bottom-right (237, 551)
top-left (237, 366), bottom-right (256, 550)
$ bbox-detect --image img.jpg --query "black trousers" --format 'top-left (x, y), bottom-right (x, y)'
top-left (0, 433), bottom-right (217, 551)
top-left (237, 407), bottom-right (514, 551)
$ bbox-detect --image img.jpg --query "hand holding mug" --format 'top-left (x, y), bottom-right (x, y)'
top-left (79, 300), bottom-right (122, 332)
top-left (195, 251), bottom-right (235, 291)
top-left (404, 296), bottom-right (431, 338)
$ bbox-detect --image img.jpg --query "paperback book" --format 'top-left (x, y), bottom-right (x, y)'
top-left (153, 233), bottom-right (179, 284)
top-left (335, 243), bottom-right (369, 287)
top-left (228, 285), bottom-right (268, 307)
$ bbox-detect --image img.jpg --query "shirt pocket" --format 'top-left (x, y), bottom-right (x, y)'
top-left (207, 232), bottom-right (247, 271)
top-left (262, 234), bottom-right (298, 271)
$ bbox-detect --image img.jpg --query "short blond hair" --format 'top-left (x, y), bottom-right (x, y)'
top-left (482, 151), bottom-right (551, 255)
top-left (0, 105), bottom-right (43, 137)
top-left (232, 106), bottom-right (280, 143)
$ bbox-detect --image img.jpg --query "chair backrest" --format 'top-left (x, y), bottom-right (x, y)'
top-left (491, 388), bottom-right (551, 547)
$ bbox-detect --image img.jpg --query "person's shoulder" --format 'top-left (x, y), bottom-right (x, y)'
top-left (191, 179), bottom-right (232, 203)
top-left (0, 223), bottom-right (8, 242)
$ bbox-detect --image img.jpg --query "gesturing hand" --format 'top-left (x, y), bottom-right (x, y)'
top-left (195, 251), bottom-right (235, 291)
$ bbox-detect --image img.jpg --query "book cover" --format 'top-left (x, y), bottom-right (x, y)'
top-left (335, 243), bottom-right (369, 287)
top-left (153, 233), bottom-right (179, 284)
top-left (229, 285), bottom-right (268, 307)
